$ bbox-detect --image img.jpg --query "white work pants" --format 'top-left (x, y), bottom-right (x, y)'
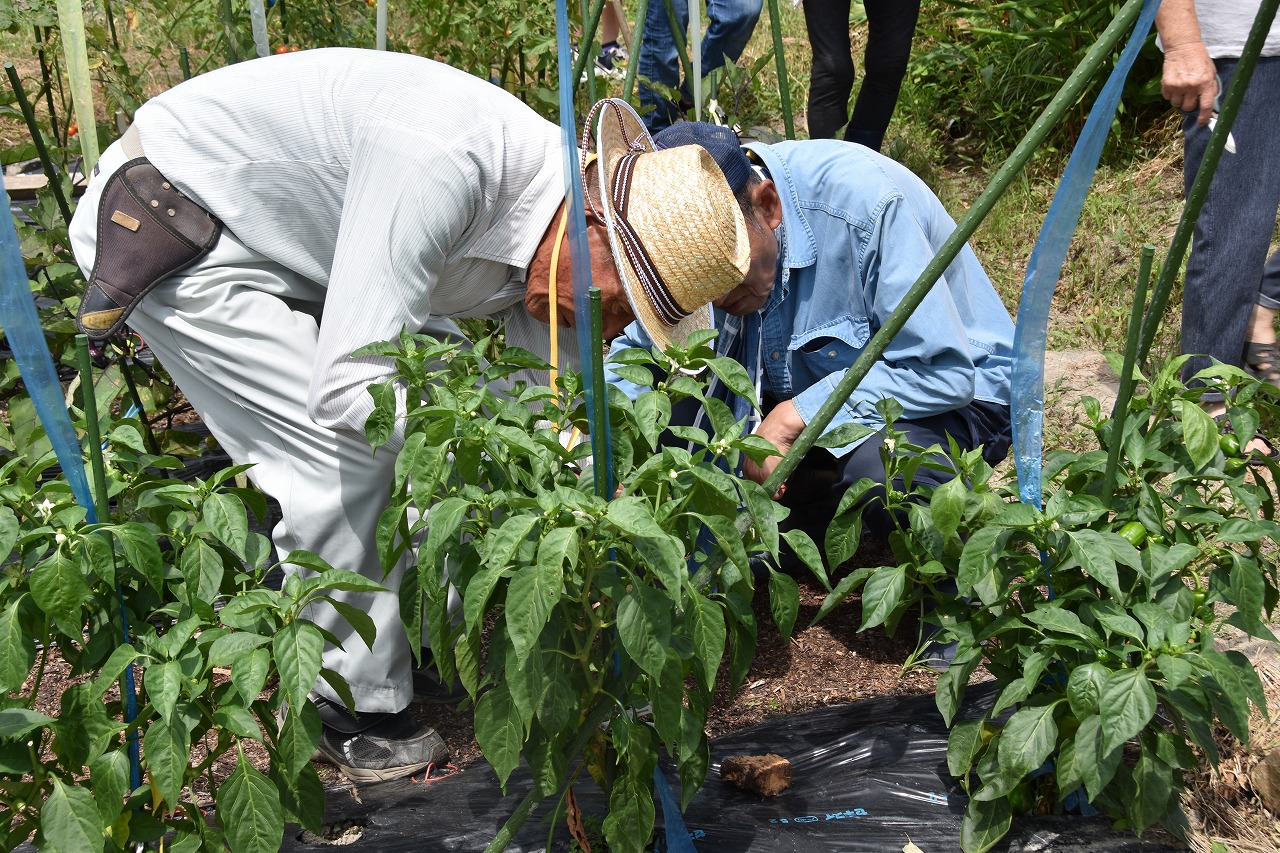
top-left (70, 140), bottom-right (452, 713)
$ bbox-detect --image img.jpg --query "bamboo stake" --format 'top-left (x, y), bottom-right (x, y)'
top-left (765, 0), bottom-right (794, 138)
top-left (589, 287), bottom-right (612, 498)
top-left (4, 63), bottom-right (73, 226)
top-left (376, 0), bottom-right (388, 50)
top-left (622, 0), bottom-right (648, 103)
top-left (572, 0), bottom-right (610, 99)
top-left (689, 0), bottom-right (701, 120)
top-left (54, 0), bottom-right (100, 171)
top-left (76, 335), bottom-right (142, 793)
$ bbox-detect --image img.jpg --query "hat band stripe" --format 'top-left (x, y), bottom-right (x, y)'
top-left (611, 152), bottom-right (688, 327)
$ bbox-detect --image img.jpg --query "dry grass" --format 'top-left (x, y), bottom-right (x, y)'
top-left (1182, 639), bottom-right (1280, 853)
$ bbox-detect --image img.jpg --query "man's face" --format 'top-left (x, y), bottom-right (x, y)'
top-left (525, 159), bottom-right (636, 340)
top-left (713, 179), bottom-right (782, 316)
top-left (525, 200), bottom-right (635, 340)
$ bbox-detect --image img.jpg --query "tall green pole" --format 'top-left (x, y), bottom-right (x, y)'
top-left (765, 0), bottom-right (794, 139)
top-left (622, 0), bottom-right (649, 104)
top-left (76, 336), bottom-right (111, 518)
top-left (54, 0), bottom-right (100, 171)
top-left (1101, 245), bottom-right (1155, 506)
top-left (572, 0), bottom-right (611, 98)
top-left (588, 287), bottom-right (611, 498)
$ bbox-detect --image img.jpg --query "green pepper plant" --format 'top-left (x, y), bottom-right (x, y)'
top-left (815, 357), bottom-right (1279, 853)
top-left (362, 328), bottom-right (827, 853)
top-left (0, 412), bottom-right (380, 853)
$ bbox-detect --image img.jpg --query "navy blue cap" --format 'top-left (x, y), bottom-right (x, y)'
top-left (653, 122), bottom-right (752, 195)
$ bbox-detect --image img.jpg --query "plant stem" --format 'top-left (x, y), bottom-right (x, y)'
top-left (1102, 245), bottom-right (1155, 505)
top-left (483, 699), bottom-right (615, 853)
top-left (102, 0), bottom-right (122, 51)
top-left (33, 27), bottom-right (61, 143)
top-left (581, 0), bottom-right (597, 102)
top-left (4, 62), bottom-right (74, 227)
top-left (119, 357), bottom-right (161, 456)
top-left (219, 0), bottom-right (240, 65)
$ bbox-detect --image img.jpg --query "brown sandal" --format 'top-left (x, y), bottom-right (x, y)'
top-left (1243, 340), bottom-right (1280, 386)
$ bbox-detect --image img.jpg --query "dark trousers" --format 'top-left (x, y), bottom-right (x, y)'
top-left (802, 0), bottom-right (920, 149)
top-left (1179, 56), bottom-right (1280, 392)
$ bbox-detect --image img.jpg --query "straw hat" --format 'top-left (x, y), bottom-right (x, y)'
top-left (586, 98), bottom-right (750, 352)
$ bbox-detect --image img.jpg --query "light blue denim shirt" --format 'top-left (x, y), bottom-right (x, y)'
top-left (606, 139), bottom-right (1014, 455)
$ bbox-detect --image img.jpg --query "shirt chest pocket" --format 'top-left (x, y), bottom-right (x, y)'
top-left (790, 316), bottom-right (870, 378)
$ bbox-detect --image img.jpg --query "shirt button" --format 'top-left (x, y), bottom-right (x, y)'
top-left (770, 352), bottom-right (780, 360)
top-left (828, 350), bottom-right (837, 358)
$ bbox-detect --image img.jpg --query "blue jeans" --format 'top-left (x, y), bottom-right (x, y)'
top-left (637, 0), bottom-right (763, 132)
top-left (1181, 56), bottom-right (1280, 387)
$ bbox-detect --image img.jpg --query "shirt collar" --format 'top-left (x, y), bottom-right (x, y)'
top-left (744, 141), bottom-right (817, 271)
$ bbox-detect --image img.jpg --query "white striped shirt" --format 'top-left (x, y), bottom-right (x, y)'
top-left (134, 47), bottom-right (577, 449)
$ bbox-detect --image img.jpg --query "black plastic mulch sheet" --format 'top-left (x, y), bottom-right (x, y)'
top-left (280, 688), bottom-right (1183, 852)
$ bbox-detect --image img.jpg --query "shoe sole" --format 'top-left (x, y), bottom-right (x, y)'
top-left (321, 758), bottom-right (434, 785)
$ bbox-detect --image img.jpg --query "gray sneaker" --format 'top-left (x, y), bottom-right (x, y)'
top-left (312, 697), bottom-right (449, 784)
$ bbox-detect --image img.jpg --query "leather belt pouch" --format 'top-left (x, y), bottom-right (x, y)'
top-left (77, 157), bottom-right (222, 340)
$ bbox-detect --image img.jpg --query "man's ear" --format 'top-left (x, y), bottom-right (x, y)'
top-left (753, 179), bottom-right (783, 231)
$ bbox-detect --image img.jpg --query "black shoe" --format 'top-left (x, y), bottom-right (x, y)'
top-left (311, 697), bottom-right (449, 784)
top-left (917, 622), bottom-right (958, 673)
top-left (411, 666), bottom-right (469, 705)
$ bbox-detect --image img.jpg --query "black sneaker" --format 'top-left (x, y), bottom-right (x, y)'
top-left (311, 697), bottom-right (449, 784)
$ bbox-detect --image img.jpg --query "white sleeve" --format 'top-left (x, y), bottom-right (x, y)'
top-left (308, 120), bottom-right (478, 452)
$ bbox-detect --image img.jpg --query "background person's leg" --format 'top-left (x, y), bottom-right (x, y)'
top-left (1180, 57), bottom-right (1280, 393)
top-left (802, 0), bottom-right (855, 140)
top-left (700, 0), bottom-right (763, 78)
top-left (845, 0), bottom-right (919, 151)
top-left (638, 0), bottom-right (688, 131)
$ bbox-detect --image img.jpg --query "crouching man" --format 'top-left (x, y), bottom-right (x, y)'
top-left (607, 122), bottom-right (1014, 576)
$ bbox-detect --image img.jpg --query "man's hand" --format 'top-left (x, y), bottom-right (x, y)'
top-left (744, 400), bottom-right (806, 494)
top-left (1156, 0), bottom-right (1217, 126)
top-left (1162, 44), bottom-right (1218, 125)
